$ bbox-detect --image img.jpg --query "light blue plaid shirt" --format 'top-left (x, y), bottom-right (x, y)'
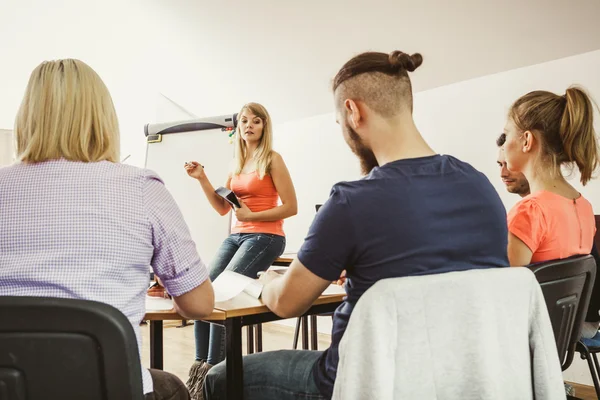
top-left (0, 159), bottom-right (209, 393)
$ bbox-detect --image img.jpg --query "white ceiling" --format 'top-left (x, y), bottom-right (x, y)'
top-left (1, 0), bottom-right (600, 130)
top-left (151, 0), bottom-right (600, 123)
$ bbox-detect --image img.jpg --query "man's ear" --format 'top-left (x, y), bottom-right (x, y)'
top-left (344, 99), bottom-right (362, 130)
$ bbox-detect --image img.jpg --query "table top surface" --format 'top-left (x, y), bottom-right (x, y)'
top-left (213, 291), bottom-right (344, 318)
top-left (144, 308), bottom-right (226, 321)
top-left (142, 252), bottom-right (346, 321)
top-left (274, 254), bottom-right (295, 263)
top-left (144, 292), bottom-right (344, 321)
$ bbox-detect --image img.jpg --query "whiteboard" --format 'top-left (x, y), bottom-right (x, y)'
top-left (144, 104), bottom-right (236, 265)
top-left (275, 49), bottom-right (600, 253)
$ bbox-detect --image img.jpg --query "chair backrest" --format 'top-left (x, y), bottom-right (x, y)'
top-left (0, 296), bottom-right (144, 400)
top-left (333, 268), bottom-right (565, 400)
top-left (586, 216), bottom-right (600, 322)
top-left (528, 254), bottom-right (597, 370)
top-left (595, 215), bottom-right (600, 250)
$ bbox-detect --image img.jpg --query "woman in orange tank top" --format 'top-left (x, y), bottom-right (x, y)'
top-left (502, 87), bottom-right (598, 267)
top-left (184, 102), bottom-right (297, 398)
top-left (503, 87), bottom-right (599, 344)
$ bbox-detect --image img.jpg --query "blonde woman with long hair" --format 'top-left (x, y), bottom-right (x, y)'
top-left (0, 59), bottom-right (214, 400)
top-left (184, 102), bottom-right (297, 399)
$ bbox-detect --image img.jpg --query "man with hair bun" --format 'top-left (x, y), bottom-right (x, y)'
top-left (204, 50), bottom-right (509, 400)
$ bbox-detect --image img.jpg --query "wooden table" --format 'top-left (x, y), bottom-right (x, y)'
top-left (272, 254), bottom-right (295, 266)
top-left (144, 253), bottom-right (343, 400)
top-left (144, 255), bottom-right (297, 369)
top-left (212, 292), bottom-right (344, 400)
top-left (144, 291), bottom-right (344, 400)
top-left (144, 308), bottom-right (225, 370)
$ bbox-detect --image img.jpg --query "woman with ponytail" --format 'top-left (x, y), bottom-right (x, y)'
top-left (502, 86), bottom-right (598, 267)
top-left (502, 87), bottom-right (599, 344)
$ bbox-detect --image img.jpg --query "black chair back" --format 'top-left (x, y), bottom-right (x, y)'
top-left (0, 296), bottom-right (144, 400)
top-left (528, 255), bottom-right (596, 370)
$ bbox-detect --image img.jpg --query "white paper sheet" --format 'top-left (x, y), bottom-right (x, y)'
top-left (213, 270), bottom-right (263, 302)
top-left (145, 296), bottom-right (174, 311)
top-left (322, 284), bottom-right (346, 296)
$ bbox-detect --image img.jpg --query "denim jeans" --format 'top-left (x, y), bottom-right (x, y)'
top-left (204, 350), bottom-right (325, 400)
top-left (195, 233), bottom-right (286, 365)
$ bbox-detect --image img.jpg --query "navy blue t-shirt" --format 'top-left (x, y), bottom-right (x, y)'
top-left (297, 154), bottom-right (509, 398)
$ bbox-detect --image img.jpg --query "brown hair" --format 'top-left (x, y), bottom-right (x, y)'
top-left (332, 51), bottom-right (423, 116)
top-left (509, 86), bottom-right (599, 185)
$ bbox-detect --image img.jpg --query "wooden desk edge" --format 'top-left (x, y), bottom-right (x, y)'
top-left (144, 309), bottom-right (226, 322)
top-left (214, 293), bottom-right (345, 318)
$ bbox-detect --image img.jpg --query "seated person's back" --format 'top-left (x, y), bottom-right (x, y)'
top-left (302, 153), bottom-right (508, 393)
top-left (203, 50), bottom-right (510, 400)
top-left (0, 59), bottom-right (214, 398)
top-left (508, 191), bottom-right (595, 263)
top-left (501, 87), bottom-right (598, 266)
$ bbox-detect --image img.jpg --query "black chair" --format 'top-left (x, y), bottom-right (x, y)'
top-left (574, 218), bottom-right (600, 399)
top-left (0, 296), bottom-right (144, 400)
top-left (575, 339), bottom-right (600, 399)
top-left (583, 216), bottom-right (600, 324)
top-left (527, 254), bottom-right (596, 371)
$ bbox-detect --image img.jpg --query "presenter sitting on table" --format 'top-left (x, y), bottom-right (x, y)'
top-left (203, 50), bottom-right (509, 400)
top-left (184, 102), bottom-right (297, 399)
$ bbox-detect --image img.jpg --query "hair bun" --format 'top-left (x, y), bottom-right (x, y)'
top-left (388, 51), bottom-right (423, 72)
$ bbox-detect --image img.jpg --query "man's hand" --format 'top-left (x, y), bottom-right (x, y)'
top-left (258, 270), bottom-right (284, 286)
top-left (334, 270), bottom-right (347, 287)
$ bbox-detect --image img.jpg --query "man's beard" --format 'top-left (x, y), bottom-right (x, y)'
top-left (345, 124), bottom-right (378, 175)
top-left (508, 179), bottom-right (531, 197)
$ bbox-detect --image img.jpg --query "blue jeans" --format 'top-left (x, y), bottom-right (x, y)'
top-left (204, 350), bottom-right (325, 400)
top-left (195, 233), bottom-right (286, 365)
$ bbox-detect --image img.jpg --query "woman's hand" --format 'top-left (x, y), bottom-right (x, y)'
top-left (234, 200), bottom-right (255, 222)
top-left (184, 161), bottom-right (206, 181)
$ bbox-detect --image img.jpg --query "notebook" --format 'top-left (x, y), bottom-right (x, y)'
top-left (215, 186), bottom-right (241, 208)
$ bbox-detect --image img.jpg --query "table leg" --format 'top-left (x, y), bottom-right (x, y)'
top-left (246, 325), bottom-right (254, 354)
top-left (226, 318), bottom-right (244, 400)
top-left (255, 324), bottom-right (263, 352)
top-left (301, 315), bottom-right (309, 350)
top-left (149, 320), bottom-right (163, 370)
top-left (310, 315), bottom-right (318, 350)
top-left (177, 320), bottom-right (189, 328)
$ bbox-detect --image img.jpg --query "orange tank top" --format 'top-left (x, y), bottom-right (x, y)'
top-left (230, 171), bottom-right (284, 236)
top-left (507, 190), bottom-right (596, 263)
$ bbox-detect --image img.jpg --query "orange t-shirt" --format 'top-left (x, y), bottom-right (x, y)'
top-left (229, 171), bottom-right (284, 237)
top-left (507, 190), bottom-right (596, 263)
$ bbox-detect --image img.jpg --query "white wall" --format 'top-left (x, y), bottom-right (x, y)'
top-left (0, 0), bottom-right (165, 167)
top-left (276, 49), bottom-right (600, 253)
top-left (0, 130), bottom-right (14, 166)
top-left (2, 0), bottom-right (600, 171)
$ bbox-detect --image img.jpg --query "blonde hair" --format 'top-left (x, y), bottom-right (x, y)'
top-left (15, 59), bottom-right (120, 163)
top-left (509, 86), bottom-right (599, 185)
top-left (233, 102), bottom-right (273, 179)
